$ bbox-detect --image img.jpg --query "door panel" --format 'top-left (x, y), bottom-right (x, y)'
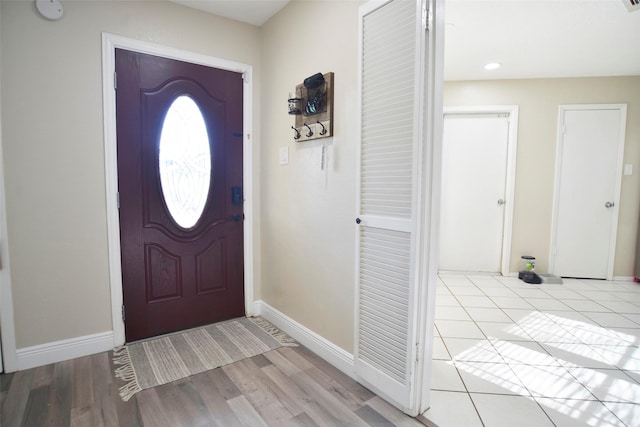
top-left (439, 114), bottom-right (509, 272)
top-left (116, 49), bottom-right (244, 341)
top-left (355, 0), bottom-right (425, 413)
top-left (552, 107), bottom-right (625, 279)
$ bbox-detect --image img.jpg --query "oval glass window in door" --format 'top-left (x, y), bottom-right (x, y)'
top-left (159, 95), bottom-right (211, 229)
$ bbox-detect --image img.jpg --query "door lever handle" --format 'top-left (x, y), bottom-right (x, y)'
top-left (605, 201), bottom-right (615, 208)
top-left (497, 199), bottom-right (505, 206)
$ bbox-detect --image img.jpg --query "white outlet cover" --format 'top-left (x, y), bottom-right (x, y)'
top-left (279, 146), bottom-right (289, 165)
top-left (624, 164), bottom-right (633, 176)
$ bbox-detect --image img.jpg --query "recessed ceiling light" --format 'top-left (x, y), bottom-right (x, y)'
top-left (484, 62), bottom-right (501, 70)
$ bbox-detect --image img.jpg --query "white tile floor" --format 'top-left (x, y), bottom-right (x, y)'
top-left (422, 274), bottom-right (640, 427)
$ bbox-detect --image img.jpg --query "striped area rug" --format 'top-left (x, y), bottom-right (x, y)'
top-left (112, 317), bottom-right (296, 401)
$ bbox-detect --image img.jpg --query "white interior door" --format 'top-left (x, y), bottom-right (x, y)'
top-left (439, 113), bottom-right (510, 273)
top-left (355, 0), bottom-right (438, 415)
top-left (551, 105), bottom-right (626, 279)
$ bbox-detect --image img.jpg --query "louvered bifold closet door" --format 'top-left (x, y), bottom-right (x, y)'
top-left (355, 0), bottom-right (423, 411)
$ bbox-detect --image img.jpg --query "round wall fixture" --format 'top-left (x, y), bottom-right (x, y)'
top-left (36, 0), bottom-right (64, 21)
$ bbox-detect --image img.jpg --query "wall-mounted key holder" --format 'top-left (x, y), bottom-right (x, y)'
top-left (289, 72), bottom-right (334, 142)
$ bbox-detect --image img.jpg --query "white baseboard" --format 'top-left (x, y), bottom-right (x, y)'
top-left (253, 300), bottom-right (355, 379)
top-left (439, 270), bottom-right (519, 278)
top-left (612, 276), bottom-right (635, 282)
top-left (253, 300), bottom-right (262, 316)
top-left (16, 331), bottom-right (115, 371)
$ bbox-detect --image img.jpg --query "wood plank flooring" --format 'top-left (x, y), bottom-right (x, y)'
top-left (1, 345), bottom-right (424, 426)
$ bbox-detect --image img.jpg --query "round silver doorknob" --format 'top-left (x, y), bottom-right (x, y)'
top-left (605, 201), bottom-right (615, 208)
top-left (497, 199), bottom-right (505, 205)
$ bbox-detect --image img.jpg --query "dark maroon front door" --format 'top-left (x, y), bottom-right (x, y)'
top-left (116, 49), bottom-right (244, 342)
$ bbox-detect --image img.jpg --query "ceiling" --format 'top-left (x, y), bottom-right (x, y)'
top-left (171, 0), bottom-right (640, 81)
top-left (445, 0), bottom-right (640, 81)
top-left (170, 0), bottom-right (289, 26)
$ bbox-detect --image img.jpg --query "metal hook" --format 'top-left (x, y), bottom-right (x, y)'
top-left (303, 123), bottom-right (313, 138)
top-left (291, 126), bottom-right (301, 140)
top-left (317, 121), bottom-right (327, 136)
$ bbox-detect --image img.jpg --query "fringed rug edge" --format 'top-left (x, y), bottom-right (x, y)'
top-left (249, 316), bottom-right (298, 347)
top-left (112, 345), bottom-right (142, 402)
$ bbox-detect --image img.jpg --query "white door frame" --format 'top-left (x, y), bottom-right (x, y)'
top-left (0, 90), bottom-right (18, 372)
top-left (442, 106), bottom-right (519, 276)
top-left (417, 0), bottom-right (445, 413)
top-left (102, 33), bottom-right (255, 346)
top-left (549, 104), bottom-right (627, 280)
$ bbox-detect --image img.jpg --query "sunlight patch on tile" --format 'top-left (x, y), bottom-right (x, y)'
top-left (602, 401), bottom-right (640, 426)
top-left (454, 361), bottom-right (529, 396)
top-left (541, 342), bottom-right (622, 368)
top-left (510, 364), bottom-right (595, 400)
top-left (536, 398), bottom-right (624, 427)
top-left (444, 338), bottom-right (503, 363)
top-left (568, 367), bottom-right (640, 403)
top-left (492, 339), bottom-right (559, 366)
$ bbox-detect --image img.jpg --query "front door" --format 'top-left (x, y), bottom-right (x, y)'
top-left (116, 49), bottom-right (245, 342)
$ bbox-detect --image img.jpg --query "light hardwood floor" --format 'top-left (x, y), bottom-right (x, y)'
top-left (1, 345), bottom-right (424, 426)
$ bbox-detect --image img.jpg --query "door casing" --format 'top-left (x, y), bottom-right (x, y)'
top-left (102, 33), bottom-right (255, 347)
top-left (441, 106), bottom-right (519, 276)
top-left (0, 97), bottom-right (18, 372)
top-left (549, 104), bottom-right (627, 280)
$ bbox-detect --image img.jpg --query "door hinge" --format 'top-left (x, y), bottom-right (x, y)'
top-left (117, 192), bottom-right (120, 209)
top-left (121, 305), bottom-right (125, 321)
top-left (422, 5), bottom-right (429, 31)
top-left (114, 71), bottom-right (117, 90)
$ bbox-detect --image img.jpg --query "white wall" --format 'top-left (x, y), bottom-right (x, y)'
top-left (0, 1), bottom-right (261, 350)
top-left (260, 0), bottom-right (363, 352)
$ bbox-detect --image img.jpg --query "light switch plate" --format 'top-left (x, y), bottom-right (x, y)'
top-left (279, 146), bottom-right (289, 165)
top-left (624, 164), bottom-right (633, 176)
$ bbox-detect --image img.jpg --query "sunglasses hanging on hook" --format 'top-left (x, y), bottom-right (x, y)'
top-left (287, 72), bottom-right (334, 142)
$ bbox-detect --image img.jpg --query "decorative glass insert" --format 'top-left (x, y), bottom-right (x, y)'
top-left (159, 95), bottom-right (211, 229)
